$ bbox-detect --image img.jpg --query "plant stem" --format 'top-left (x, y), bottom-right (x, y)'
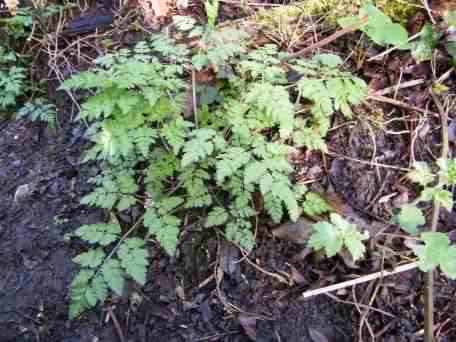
top-left (424, 91), bottom-right (449, 342)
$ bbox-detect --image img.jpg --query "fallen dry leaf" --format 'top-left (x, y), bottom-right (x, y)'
top-left (289, 265), bottom-right (306, 284)
top-left (5, 0), bottom-right (19, 15)
top-left (432, 0), bottom-right (456, 12)
top-left (238, 314), bottom-right (257, 341)
top-left (139, 0), bottom-right (170, 26)
top-left (272, 218), bottom-right (314, 244)
top-left (308, 328), bottom-right (330, 342)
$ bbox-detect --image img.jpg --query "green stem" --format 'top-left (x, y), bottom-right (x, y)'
top-left (424, 91), bottom-right (449, 342)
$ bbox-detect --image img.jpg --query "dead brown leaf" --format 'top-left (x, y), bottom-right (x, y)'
top-left (238, 314), bottom-right (257, 341)
top-left (308, 328), bottom-right (330, 342)
top-left (5, 0), bottom-right (19, 15)
top-left (272, 218), bottom-right (314, 244)
top-left (139, 0), bottom-right (170, 26)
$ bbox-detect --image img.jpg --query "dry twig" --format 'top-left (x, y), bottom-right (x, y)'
top-left (282, 16), bottom-right (368, 61)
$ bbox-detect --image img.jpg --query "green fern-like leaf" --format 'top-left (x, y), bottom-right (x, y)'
top-left (216, 147), bottom-right (251, 184)
top-left (68, 270), bottom-right (94, 319)
top-left (182, 128), bottom-right (218, 166)
top-left (81, 173), bottom-right (138, 211)
top-left (101, 259), bottom-right (125, 296)
top-left (161, 117), bottom-right (193, 154)
top-left (180, 168), bottom-right (212, 208)
top-left (292, 55), bottom-right (367, 147)
top-left (85, 275), bottom-right (108, 307)
top-left (264, 192), bottom-right (284, 223)
top-left (74, 223), bottom-right (121, 246)
top-left (205, 207), bottom-right (229, 227)
top-left (302, 192), bottom-right (330, 217)
top-left (17, 98), bottom-right (56, 127)
top-left (309, 213), bottom-right (369, 261)
top-left (117, 238), bottom-right (149, 285)
top-left (144, 207), bottom-right (181, 256)
top-left (73, 248), bottom-right (106, 268)
top-left (245, 83), bottom-right (295, 138)
top-left (225, 219), bottom-right (255, 251)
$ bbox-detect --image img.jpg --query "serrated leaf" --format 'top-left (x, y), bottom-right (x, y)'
top-left (259, 173), bottom-right (274, 195)
top-left (302, 192), bottom-right (330, 217)
top-left (407, 161), bottom-right (435, 186)
top-left (413, 232), bottom-right (456, 279)
top-left (75, 223), bottom-right (121, 246)
top-left (309, 221), bottom-right (343, 257)
top-left (144, 208), bottom-right (181, 256)
top-left (69, 294), bottom-right (89, 320)
top-left (181, 129), bottom-right (217, 166)
top-left (264, 192), bottom-right (283, 223)
top-left (216, 148), bottom-right (251, 184)
top-left (271, 182), bottom-right (300, 222)
top-left (437, 158), bottom-right (456, 185)
top-left (68, 269), bottom-right (95, 319)
top-left (73, 248), bottom-right (106, 268)
top-left (158, 196), bottom-right (184, 213)
top-left (102, 259), bottom-right (125, 296)
top-left (312, 53), bottom-right (343, 68)
top-left (85, 275), bottom-right (108, 306)
top-left (440, 246), bottom-right (456, 279)
top-left (205, 207), bottom-right (229, 227)
top-left (244, 161), bottom-right (268, 185)
top-left (225, 219), bottom-right (255, 251)
top-left (397, 204), bottom-right (425, 235)
top-left (344, 227), bottom-right (368, 261)
top-left (309, 214), bottom-right (368, 261)
top-left (117, 238), bottom-right (148, 285)
top-left (245, 83), bottom-right (295, 138)
top-left (420, 187), bottom-right (453, 210)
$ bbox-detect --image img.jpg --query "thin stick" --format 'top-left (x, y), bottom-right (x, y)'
top-left (325, 293), bottom-right (395, 318)
top-left (372, 78), bottom-right (425, 97)
top-left (326, 151), bottom-right (410, 171)
top-left (107, 307), bottom-right (127, 342)
top-left (302, 262), bottom-right (418, 299)
top-left (421, 0), bottom-right (436, 24)
top-left (240, 249), bottom-right (289, 284)
top-left (368, 94), bottom-right (439, 117)
top-left (424, 91), bottom-right (450, 342)
top-left (282, 16), bottom-right (368, 61)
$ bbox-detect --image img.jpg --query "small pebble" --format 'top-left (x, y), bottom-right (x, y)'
top-left (14, 184), bottom-right (33, 203)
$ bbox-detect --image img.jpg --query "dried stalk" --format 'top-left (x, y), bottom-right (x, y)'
top-left (282, 16), bottom-right (368, 61)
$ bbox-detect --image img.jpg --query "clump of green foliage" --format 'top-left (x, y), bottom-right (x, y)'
top-left (309, 213), bottom-right (369, 261)
top-left (395, 159), bottom-right (456, 278)
top-left (0, 9), bottom-right (31, 112)
top-left (62, 24), bottom-right (369, 317)
top-left (0, 47), bottom-right (26, 111)
top-left (0, 7), bottom-right (59, 120)
top-left (17, 98), bottom-right (57, 127)
top-left (338, 4), bottom-right (409, 47)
